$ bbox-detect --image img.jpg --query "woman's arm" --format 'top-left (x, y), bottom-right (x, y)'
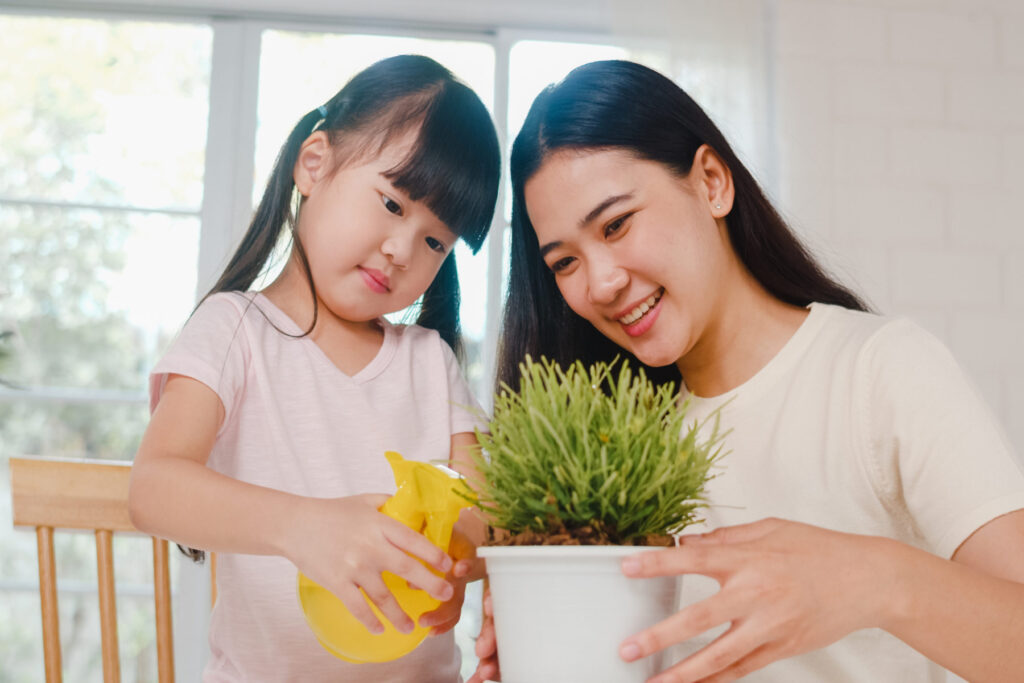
top-left (888, 509), bottom-right (1024, 682)
top-left (130, 374), bottom-right (455, 633)
top-left (618, 512), bottom-right (1024, 683)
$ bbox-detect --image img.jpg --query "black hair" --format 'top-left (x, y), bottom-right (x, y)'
top-left (499, 59), bottom-right (867, 391)
top-left (180, 55), bottom-right (499, 563)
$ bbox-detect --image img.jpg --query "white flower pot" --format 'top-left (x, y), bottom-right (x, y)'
top-left (478, 545), bottom-right (679, 683)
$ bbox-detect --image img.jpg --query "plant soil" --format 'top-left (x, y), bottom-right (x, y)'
top-left (486, 524), bottom-right (674, 547)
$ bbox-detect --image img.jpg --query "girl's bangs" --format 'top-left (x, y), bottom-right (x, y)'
top-left (383, 84), bottom-right (499, 253)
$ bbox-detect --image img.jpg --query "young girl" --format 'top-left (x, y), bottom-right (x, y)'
top-left (471, 60), bottom-right (1024, 683)
top-left (129, 55), bottom-right (499, 682)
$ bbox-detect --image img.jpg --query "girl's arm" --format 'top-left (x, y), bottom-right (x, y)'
top-left (130, 373), bottom-right (455, 633)
top-left (618, 512), bottom-right (1024, 683)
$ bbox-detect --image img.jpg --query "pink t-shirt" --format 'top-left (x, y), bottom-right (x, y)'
top-left (150, 292), bottom-right (483, 682)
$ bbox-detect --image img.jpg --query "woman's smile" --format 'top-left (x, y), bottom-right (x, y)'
top-left (617, 287), bottom-right (664, 336)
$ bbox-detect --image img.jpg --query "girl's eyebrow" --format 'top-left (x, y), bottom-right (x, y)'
top-left (540, 192), bottom-right (635, 258)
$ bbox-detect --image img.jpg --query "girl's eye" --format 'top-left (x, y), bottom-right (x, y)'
top-left (425, 237), bottom-right (447, 254)
top-left (604, 213), bottom-right (631, 238)
top-left (382, 195), bottom-right (403, 216)
top-left (549, 256), bottom-right (576, 274)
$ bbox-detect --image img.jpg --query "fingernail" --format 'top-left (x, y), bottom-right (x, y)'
top-left (440, 584), bottom-right (454, 601)
top-left (620, 642), bottom-right (641, 661)
top-left (441, 555), bottom-right (454, 572)
top-left (621, 557), bottom-right (641, 575)
top-left (371, 623), bottom-right (385, 634)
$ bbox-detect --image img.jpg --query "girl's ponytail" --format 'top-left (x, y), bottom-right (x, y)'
top-left (203, 107), bottom-right (324, 302)
top-left (416, 252), bottom-right (462, 358)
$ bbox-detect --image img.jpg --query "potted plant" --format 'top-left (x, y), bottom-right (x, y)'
top-left (470, 356), bottom-right (726, 683)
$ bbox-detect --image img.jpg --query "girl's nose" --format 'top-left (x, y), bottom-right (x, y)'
top-left (380, 235), bottom-right (410, 269)
top-left (587, 260), bottom-right (629, 306)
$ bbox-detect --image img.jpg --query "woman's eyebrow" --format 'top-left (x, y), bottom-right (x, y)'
top-left (579, 192), bottom-right (634, 227)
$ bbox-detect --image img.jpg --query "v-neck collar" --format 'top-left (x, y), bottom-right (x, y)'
top-left (251, 292), bottom-right (397, 384)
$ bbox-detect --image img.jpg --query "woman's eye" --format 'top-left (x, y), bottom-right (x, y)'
top-left (604, 214), bottom-right (631, 237)
top-left (382, 195), bottom-right (403, 216)
top-left (425, 237), bottom-right (447, 254)
top-left (549, 256), bottom-right (575, 273)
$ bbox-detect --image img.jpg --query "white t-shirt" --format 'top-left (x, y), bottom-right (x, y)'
top-left (673, 303), bottom-right (1024, 682)
top-left (150, 292), bottom-right (483, 683)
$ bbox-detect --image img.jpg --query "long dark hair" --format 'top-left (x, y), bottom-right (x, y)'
top-left (181, 55), bottom-right (499, 563)
top-left (204, 54), bottom-right (499, 357)
top-left (498, 59), bottom-right (867, 391)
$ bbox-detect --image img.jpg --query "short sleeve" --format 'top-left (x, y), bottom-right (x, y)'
top-left (860, 318), bottom-right (1024, 558)
top-left (149, 293), bottom-right (252, 435)
top-left (439, 340), bottom-right (488, 436)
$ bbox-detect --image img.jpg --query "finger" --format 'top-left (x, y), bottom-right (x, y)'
top-left (648, 622), bottom-right (766, 683)
top-left (455, 557), bottom-right (486, 581)
top-left (467, 659), bottom-right (500, 683)
top-left (680, 518), bottom-right (785, 546)
top-left (383, 547), bottom-right (454, 602)
top-left (620, 593), bottom-right (741, 662)
top-left (696, 643), bottom-right (780, 683)
top-left (475, 617), bottom-right (496, 658)
top-left (448, 528), bottom-right (479, 562)
top-left (419, 584), bottom-right (465, 627)
top-left (359, 574), bottom-right (415, 634)
top-left (383, 520), bottom-right (454, 574)
top-left (621, 543), bottom-right (739, 579)
top-left (334, 583), bottom-right (385, 634)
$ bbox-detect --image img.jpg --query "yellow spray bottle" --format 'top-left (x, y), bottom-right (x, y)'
top-left (297, 451), bottom-right (475, 663)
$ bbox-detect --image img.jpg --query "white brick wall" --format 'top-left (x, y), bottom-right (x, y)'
top-left (772, 0), bottom-right (1024, 466)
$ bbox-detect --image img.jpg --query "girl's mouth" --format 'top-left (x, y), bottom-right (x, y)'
top-left (618, 288), bottom-right (663, 337)
top-left (359, 267), bottom-right (390, 293)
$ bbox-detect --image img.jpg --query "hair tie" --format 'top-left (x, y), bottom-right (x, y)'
top-left (317, 105), bottom-right (328, 119)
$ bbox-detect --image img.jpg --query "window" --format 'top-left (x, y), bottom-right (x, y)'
top-left (0, 7), bottom-right (762, 680)
top-left (0, 13), bottom-right (211, 679)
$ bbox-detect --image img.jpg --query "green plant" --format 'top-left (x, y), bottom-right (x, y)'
top-left (469, 356), bottom-right (727, 545)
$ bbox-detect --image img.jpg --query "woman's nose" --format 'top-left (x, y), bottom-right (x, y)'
top-left (587, 260), bottom-right (629, 305)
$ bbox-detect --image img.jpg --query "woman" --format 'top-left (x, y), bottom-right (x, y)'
top-left (470, 60), bottom-right (1024, 683)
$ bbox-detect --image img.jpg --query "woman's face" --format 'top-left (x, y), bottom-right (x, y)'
top-left (524, 147), bottom-right (736, 369)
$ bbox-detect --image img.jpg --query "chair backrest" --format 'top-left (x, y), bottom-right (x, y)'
top-left (9, 456), bottom-right (216, 683)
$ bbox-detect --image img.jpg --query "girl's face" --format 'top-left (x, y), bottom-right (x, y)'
top-left (524, 147), bottom-right (737, 369)
top-left (292, 129), bottom-right (457, 324)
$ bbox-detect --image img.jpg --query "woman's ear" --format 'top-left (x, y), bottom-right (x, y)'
top-left (294, 131), bottom-right (331, 197)
top-left (693, 144), bottom-right (735, 218)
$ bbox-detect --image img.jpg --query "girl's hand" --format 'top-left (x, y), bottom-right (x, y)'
top-left (467, 587), bottom-right (500, 683)
top-left (619, 518), bottom-right (894, 683)
top-left (419, 526), bottom-right (485, 636)
top-left (287, 493), bottom-right (455, 635)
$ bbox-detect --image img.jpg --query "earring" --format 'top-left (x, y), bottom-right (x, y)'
top-left (714, 203), bottom-right (722, 210)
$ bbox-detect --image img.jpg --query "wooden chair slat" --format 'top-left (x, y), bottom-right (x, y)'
top-left (96, 529), bottom-right (121, 683)
top-left (153, 538), bottom-right (175, 683)
top-left (37, 526), bottom-right (62, 683)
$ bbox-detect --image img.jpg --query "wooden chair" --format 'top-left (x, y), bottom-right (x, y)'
top-left (9, 456), bottom-right (217, 683)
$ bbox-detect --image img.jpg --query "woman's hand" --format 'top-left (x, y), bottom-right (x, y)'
top-left (467, 587), bottom-right (500, 683)
top-left (286, 494), bottom-right (455, 635)
top-left (619, 518), bottom-right (895, 682)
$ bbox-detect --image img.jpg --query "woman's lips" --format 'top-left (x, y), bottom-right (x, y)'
top-left (620, 293), bottom-right (663, 337)
top-left (359, 267), bottom-right (390, 293)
